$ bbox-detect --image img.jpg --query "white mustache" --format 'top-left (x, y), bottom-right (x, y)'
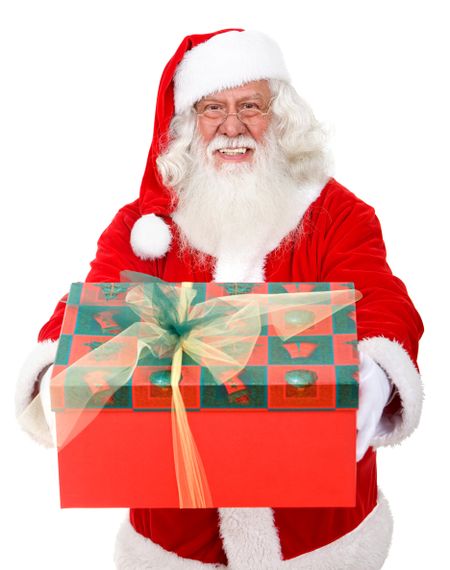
top-left (206, 135), bottom-right (257, 155)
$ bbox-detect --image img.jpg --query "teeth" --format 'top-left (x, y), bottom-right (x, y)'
top-left (218, 147), bottom-right (248, 155)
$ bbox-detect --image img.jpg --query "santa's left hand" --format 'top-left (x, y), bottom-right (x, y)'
top-left (356, 351), bottom-right (393, 461)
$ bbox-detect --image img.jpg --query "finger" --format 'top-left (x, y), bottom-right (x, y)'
top-left (356, 351), bottom-right (372, 430)
top-left (356, 413), bottom-right (377, 461)
top-left (356, 426), bottom-right (371, 461)
top-left (357, 378), bottom-right (374, 430)
top-left (40, 364), bottom-right (57, 445)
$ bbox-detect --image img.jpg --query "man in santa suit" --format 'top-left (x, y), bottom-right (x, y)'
top-left (16, 29), bottom-right (424, 569)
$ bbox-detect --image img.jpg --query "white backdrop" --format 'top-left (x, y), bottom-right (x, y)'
top-left (1, 1), bottom-right (448, 568)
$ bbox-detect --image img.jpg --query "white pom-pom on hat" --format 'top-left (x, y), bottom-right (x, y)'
top-left (130, 214), bottom-right (172, 260)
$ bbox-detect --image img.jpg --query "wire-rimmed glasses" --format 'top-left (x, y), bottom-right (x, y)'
top-left (195, 97), bottom-right (275, 126)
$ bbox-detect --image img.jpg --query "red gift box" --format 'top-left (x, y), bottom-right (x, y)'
top-left (51, 281), bottom-right (359, 508)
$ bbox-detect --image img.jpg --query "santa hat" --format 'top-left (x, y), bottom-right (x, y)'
top-left (130, 29), bottom-right (290, 260)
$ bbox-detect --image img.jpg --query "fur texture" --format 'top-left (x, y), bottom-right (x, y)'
top-left (218, 507), bottom-right (282, 568)
top-left (114, 490), bottom-right (392, 569)
top-left (282, 490), bottom-right (393, 569)
top-left (174, 31), bottom-right (290, 114)
top-left (114, 520), bottom-right (226, 569)
top-left (171, 128), bottom-right (326, 272)
top-left (358, 336), bottom-right (423, 447)
top-left (213, 256), bottom-right (266, 283)
top-left (207, 176), bottom-right (324, 283)
top-left (15, 339), bottom-right (58, 447)
top-left (130, 213), bottom-right (172, 260)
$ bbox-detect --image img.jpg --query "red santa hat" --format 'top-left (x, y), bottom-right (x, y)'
top-left (130, 29), bottom-right (290, 260)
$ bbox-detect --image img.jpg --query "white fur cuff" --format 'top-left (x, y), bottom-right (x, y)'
top-left (358, 336), bottom-right (423, 448)
top-left (15, 339), bottom-right (58, 447)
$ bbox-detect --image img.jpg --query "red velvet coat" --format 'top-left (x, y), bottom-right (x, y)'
top-left (36, 178), bottom-right (424, 568)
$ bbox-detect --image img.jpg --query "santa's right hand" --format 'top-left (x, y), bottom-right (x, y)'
top-left (15, 340), bottom-right (58, 448)
top-left (39, 365), bottom-right (57, 445)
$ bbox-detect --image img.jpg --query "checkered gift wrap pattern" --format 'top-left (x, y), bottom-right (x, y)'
top-left (51, 281), bottom-right (359, 413)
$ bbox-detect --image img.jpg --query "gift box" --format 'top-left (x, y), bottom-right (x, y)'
top-left (51, 279), bottom-right (360, 508)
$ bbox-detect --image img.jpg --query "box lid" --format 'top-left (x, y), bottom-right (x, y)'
top-left (51, 281), bottom-right (359, 412)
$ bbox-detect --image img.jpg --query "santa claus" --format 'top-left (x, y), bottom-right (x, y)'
top-left (16, 29), bottom-right (424, 569)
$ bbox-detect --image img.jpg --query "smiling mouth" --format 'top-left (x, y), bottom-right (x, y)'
top-left (217, 147), bottom-right (252, 156)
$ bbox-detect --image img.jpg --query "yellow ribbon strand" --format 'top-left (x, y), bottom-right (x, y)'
top-left (170, 282), bottom-right (214, 508)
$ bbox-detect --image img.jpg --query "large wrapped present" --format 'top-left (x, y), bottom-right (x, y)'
top-left (50, 275), bottom-right (360, 508)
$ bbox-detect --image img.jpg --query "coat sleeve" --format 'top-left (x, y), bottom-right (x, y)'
top-left (16, 202), bottom-right (152, 445)
top-left (316, 187), bottom-right (424, 448)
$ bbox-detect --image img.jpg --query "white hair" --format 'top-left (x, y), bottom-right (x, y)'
top-left (156, 79), bottom-right (330, 191)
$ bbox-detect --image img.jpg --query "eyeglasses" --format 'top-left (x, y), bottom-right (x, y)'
top-left (195, 97), bottom-right (275, 126)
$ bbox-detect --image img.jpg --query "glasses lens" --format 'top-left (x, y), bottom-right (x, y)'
top-left (197, 103), bottom-right (270, 125)
top-left (202, 109), bottom-right (227, 122)
top-left (238, 109), bottom-right (264, 125)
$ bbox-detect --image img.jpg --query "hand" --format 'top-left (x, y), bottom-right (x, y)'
top-left (39, 364), bottom-right (57, 445)
top-left (356, 351), bottom-right (393, 461)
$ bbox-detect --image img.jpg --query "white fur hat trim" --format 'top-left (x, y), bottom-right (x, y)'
top-left (174, 30), bottom-right (290, 113)
top-left (130, 214), bottom-right (172, 260)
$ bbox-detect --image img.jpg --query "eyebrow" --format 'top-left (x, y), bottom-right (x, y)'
top-left (200, 92), bottom-right (265, 104)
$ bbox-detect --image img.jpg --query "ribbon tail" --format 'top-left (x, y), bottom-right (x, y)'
top-left (170, 344), bottom-right (213, 509)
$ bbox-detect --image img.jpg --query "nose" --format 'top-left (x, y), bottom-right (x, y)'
top-left (218, 113), bottom-right (248, 137)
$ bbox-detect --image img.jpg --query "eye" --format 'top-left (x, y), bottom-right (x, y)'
top-left (203, 103), bottom-right (225, 113)
top-left (240, 102), bottom-right (261, 111)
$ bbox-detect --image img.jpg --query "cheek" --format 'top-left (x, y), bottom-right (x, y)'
top-left (252, 119), bottom-right (271, 143)
top-left (196, 121), bottom-right (216, 145)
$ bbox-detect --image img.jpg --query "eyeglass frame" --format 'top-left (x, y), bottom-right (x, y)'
top-left (194, 96), bottom-right (276, 126)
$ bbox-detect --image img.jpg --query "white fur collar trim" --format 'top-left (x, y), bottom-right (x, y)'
top-left (213, 256), bottom-right (266, 283)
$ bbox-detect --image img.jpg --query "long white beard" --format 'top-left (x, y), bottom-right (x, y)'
top-left (171, 128), bottom-right (313, 278)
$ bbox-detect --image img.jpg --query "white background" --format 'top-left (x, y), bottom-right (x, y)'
top-left (1, 1), bottom-right (448, 568)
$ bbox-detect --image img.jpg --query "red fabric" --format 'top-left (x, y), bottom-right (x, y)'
top-left (130, 507), bottom-right (228, 565)
top-left (37, 178), bottom-right (424, 562)
top-left (274, 448), bottom-right (378, 559)
top-left (138, 29), bottom-right (243, 221)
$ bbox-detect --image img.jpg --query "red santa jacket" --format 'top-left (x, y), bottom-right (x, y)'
top-left (30, 177), bottom-right (423, 568)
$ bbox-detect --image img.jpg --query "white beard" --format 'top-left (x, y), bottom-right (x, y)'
top-left (171, 128), bottom-right (318, 281)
